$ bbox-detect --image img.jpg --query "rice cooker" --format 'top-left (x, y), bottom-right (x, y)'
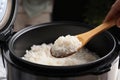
top-left (0, 0), bottom-right (120, 80)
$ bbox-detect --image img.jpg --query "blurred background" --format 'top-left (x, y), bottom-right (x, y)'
top-left (14, 0), bottom-right (53, 31)
top-left (14, 0), bottom-right (115, 31)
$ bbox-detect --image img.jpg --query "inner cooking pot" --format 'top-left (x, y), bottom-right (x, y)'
top-left (8, 22), bottom-right (119, 77)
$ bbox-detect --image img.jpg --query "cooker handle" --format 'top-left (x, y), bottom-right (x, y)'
top-left (0, 25), bottom-right (14, 42)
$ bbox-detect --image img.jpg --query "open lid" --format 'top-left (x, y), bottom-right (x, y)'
top-left (0, 0), bottom-right (17, 41)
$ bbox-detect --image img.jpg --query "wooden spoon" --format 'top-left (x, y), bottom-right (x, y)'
top-left (51, 21), bottom-right (115, 58)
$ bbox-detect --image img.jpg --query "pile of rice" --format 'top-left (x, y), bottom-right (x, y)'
top-left (22, 44), bottom-right (99, 66)
top-left (22, 35), bottom-right (99, 66)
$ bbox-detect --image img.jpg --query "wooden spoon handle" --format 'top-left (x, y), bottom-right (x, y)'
top-left (77, 21), bottom-right (115, 44)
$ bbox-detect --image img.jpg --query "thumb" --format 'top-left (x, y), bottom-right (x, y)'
top-left (116, 18), bottom-right (120, 28)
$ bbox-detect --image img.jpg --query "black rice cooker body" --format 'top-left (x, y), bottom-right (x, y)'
top-left (2, 22), bottom-right (120, 80)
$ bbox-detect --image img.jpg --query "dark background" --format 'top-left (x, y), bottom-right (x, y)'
top-left (52, 0), bottom-right (114, 25)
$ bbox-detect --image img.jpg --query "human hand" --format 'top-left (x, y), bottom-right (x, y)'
top-left (104, 0), bottom-right (120, 27)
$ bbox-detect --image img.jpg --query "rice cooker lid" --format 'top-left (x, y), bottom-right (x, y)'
top-left (0, 0), bottom-right (17, 41)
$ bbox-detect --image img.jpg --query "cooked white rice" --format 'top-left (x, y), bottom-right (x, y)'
top-left (51, 35), bottom-right (82, 57)
top-left (22, 43), bottom-right (99, 66)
